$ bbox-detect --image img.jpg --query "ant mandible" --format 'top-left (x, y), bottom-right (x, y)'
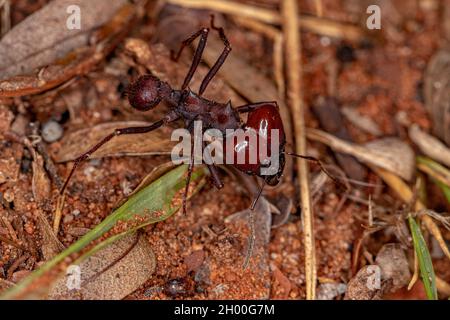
top-left (60, 16), bottom-right (328, 216)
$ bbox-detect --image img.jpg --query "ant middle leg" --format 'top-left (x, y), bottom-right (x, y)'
top-left (199, 15), bottom-right (232, 96)
top-left (202, 140), bottom-right (224, 189)
top-left (171, 27), bottom-right (210, 90)
top-left (60, 119), bottom-right (167, 196)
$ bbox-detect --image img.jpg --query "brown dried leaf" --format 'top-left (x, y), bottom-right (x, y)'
top-left (341, 106), bottom-right (382, 136)
top-left (37, 211), bottom-right (65, 261)
top-left (312, 97), bottom-right (368, 181)
top-left (48, 233), bottom-right (156, 300)
top-left (344, 265), bottom-right (383, 300)
top-left (424, 48), bottom-right (450, 146)
top-left (375, 243), bottom-right (411, 291)
top-left (54, 121), bottom-right (174, 163)
top-left (307, 129), bottom-right (415, 181)
top-left (0, 0), bottom-right (127, 79)
top-left (409, 124), bottom-right (450, 168)
top-left (0, 1), bottom-right (139, 97)
top-left (31, 153), bottom-right (51, 205)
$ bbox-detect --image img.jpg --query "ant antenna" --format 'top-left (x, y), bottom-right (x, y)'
top-left (286, 152), bottom-right (340, 186)
top-left (251, 179), bottom-right (266, 211)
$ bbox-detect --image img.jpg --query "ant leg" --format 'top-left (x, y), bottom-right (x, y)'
top-left (198, 15), bottom-right (232, 96)
top-left (182, 136), bottom-right (195, 215)
top-left (236, 101), bottom-right (278, 113)
top-left (206, 164), bottom-right (224, 189)
top-left (202, 140), bottom-right (224, 189)
top-left (60, 120), bottom-right (166, 195)
top-left (171, 27), bottom-right (210, 90)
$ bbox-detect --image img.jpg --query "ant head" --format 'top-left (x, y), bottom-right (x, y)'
top-left (127, 75), bottom-right (171, 111)
top-left (263, 152), bottom-right (285, 186)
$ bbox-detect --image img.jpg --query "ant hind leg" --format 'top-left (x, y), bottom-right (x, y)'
top-left (60, 120), bottom-right (165, 196)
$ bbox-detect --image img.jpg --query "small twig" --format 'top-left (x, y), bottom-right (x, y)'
top-left (167, 0), bottom-right (280, 24)
top-left (282, 0), bottom-right (316, 300)
top-left (313, 0), bottom-right (323, 17)
top-left (53, 194), bottom-right (65, 234)
top-left (408, 249), bottom-right (419, 290)
top-left (0, 0), bottom-right (11, 37)
top-left (166, 0), bottom-right (365, 41)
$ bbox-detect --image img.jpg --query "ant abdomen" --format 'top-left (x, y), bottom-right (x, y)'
top-left (127, 75), bottom-right (170, 111)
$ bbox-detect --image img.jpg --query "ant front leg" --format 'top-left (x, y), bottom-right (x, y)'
top-left (172, 27), bottom-right (210, 91)
top-left (198, 15), bottom-right (232, 96)
top-left (236, 101), bottom-right (278, 114)
top-left (60, 119), bottom-right (169, 195)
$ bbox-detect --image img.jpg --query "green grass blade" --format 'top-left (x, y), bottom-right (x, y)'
top-left (433, 179), bottom-right (450, 204)
top-left (1, 164), bottom-right (206, 299)
top-left (408, 216), bottom-right (438, 300)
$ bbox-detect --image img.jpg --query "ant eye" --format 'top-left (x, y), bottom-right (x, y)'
top-left (127, 75), bottom-right (163, 111)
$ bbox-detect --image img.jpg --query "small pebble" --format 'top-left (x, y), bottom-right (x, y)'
top-left (41, 120), bottom-right (63, 143)
top-left (63, 214), bottom-right (74, 224)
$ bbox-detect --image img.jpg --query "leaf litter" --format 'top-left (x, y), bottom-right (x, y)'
top-left (1, 0), bottom-right (450, 301)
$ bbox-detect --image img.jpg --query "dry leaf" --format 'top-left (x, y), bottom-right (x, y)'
top-left (344, 265), bottom-right (383, 300)
top-left (409, 124), bottom-right (450, 168)
top-left (0, 2), bottom-right (140, 97)
top-left (307, 128), bottom-right (415, 181)
top-left (48, 233), bottom-right (156, 300)
top-left (341, 106), bottom-right (382, 136)
top-left (375, 243), bottom-right (411, 291)
top-left (31, 153), bottom-right (51, 205)
top-left (0, 0), bottom-right (127, 80)
top-left (54, 121), bottom-right (174, 162)
top-left (37, 211), bottom-right (65, 261)
top-left (424, 48), bottom-right (450, 146)
top-left (312, 97), bottom-right (368, 181)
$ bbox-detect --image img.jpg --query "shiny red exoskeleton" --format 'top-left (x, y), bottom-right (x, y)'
top-left (61, 17), bottom-right (295, 215)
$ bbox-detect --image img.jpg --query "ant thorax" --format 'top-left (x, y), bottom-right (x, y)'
top-left (177, 90), bottom-right (241, 133)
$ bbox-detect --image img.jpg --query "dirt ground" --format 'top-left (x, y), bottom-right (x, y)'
top-left (1, 0), bottom-right (450, 300)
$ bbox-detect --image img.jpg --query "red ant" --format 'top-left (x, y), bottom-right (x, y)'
top-left (60, 17), bottom-right (330, 232)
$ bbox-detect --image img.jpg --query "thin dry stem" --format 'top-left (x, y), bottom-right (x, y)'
top-left (53, 194), bottom-right (65, 234)
top-left (0, 0), bottom-right (10, 37)
top-left (313, 0), bottom-right (323, 17)
top-left (166, 0), bottom-right (365, 41)
top-left (408, 249), bottom-right (419, 290)
top-left (167, 0), bottom-right (280, 24)
top-left (282, 0), bottom-right (316, 300)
